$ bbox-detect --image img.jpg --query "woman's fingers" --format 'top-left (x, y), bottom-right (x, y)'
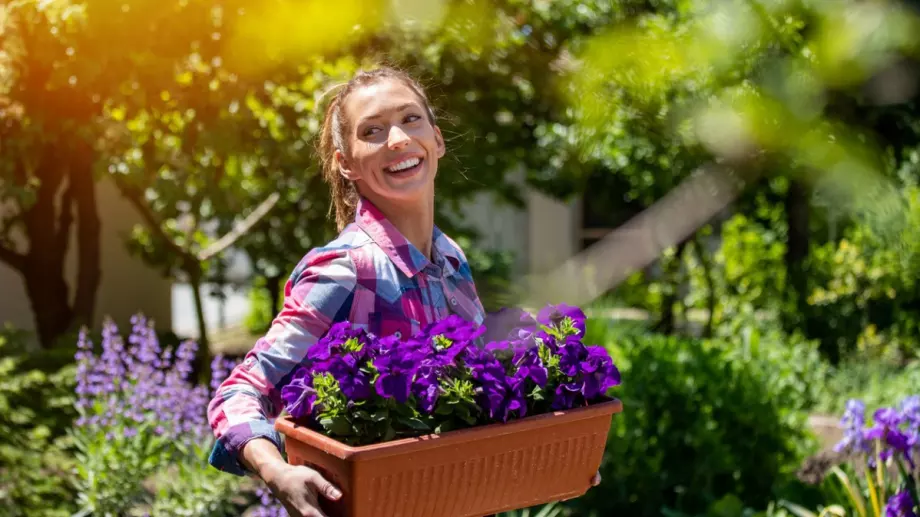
top-left (304, 469), bottom-right (343, 501)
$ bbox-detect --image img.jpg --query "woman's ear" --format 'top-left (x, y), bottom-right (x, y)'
top-left (434, 126), bottom-right (446, 159)
top-left (335, 149), bottom-right (360, 181)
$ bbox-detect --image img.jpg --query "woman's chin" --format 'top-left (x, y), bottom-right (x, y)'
top-left (380, 171), bottom-right (432, 196)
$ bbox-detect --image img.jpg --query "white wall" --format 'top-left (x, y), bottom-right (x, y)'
top-left (455, 189), bottom-right (530, 275)
top-left (451, 166), bottom-right (580, 277)
top-left (525, 189), bottom-right (580, 274)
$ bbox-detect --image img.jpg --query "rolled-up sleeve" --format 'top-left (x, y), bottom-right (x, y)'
top-left (207, 249), bottom-right (356, 475)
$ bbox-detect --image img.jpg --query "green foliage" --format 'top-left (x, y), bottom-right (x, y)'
top-left (661, 494), bottom-right (804, 517)
top-left (703, 209), bottom-right (788, 327)
top-left (814, 359), bottom-right (920, 416)
top-left (0, 330), bottom-right (78, 516)
top-left (499, 502), bottom-right (565, 517)
top-left (456, 236), bottom-right (518, 313)
top-left (137, 441), bottom-right (247, 517)
top-left (806, 183), bottom-right (920, 362)
top-left (245, 275), bottom-right (286, 335)
top-left (567, 319), bottom-right (824, 516)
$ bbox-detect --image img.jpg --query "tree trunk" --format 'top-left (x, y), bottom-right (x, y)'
top-left (656, 240), bottom-right (690, 335)
top-left (189, 269), bottom-right (211, 381)
top-left (22, 264), bottom-right (74, 349)
top-left (784, 178), bottom-right (813, 345)
top-left (71, 147), bottom-right (102, 328)
top-left (694, 236), bottom-right (716, 338)
top-left (268, 274), bottom-right (284, 322)
top-left (20, 154), bottom-right (74, 348)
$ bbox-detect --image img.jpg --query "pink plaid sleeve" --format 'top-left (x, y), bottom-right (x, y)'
top-left (207, 249), bottom-right (356, 475)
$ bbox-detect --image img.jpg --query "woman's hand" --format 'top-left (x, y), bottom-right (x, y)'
top-left (591, 471), bottom-right (602, 486)
top-left (262, 462), bottom-right (342, 517)
top-left (240, 438), bottom-right (342, 517)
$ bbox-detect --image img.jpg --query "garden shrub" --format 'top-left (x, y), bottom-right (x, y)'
top-left (70, 316), bottom-right (251, 516)
top-left (814, 358), bottom-right (920, 415)
top-left (0, 315), bottom-right (277, 516)
top-left (567, 320), bottom-right (825, 516)
top-left (0, 329), bottom-right (78, 516)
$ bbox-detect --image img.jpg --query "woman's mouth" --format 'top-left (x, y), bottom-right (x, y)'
top-left (384, 157), bottom-right (424, 177)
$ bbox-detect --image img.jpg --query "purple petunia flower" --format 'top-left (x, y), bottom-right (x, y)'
top-left (464, 347), bottom-right (514, 420)
top-left (281, 369), bottom-right (318, 419)
top-left (552, 382), bottom-right (582, 410)
top-left (426, 314), bottom-right (486, 344)
top-left (581, 346), bottom-right (622, 399)
top-left (557, 339), bottom-right (588, 377)
top-left (277, 304), bottom-right (621, 441)
top-left (373, 347), bottom-right (420, 404)
top-left (413, 366), bottom-right (441, 414)
top-left (480, 308), bottom-right (536, 345)
top-left (537, 303), bottom-right (586, 337)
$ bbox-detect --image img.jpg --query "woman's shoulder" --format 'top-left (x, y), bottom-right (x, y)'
top-left (290, 224), bottom-right (373, 282)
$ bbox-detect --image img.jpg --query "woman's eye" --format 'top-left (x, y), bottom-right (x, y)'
top-left (363, 126), bottom-right (381, 136)
top-left (404, 114), bottom-right (421, 123)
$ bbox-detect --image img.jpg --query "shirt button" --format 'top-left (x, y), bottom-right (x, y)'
top-left (450, 297), bottom-right (458, 306)
top-left (394, 331), bottom-right (402, 339)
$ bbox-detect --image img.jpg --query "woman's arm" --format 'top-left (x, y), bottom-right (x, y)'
top-left (206, 250), bottom-right (356, 476)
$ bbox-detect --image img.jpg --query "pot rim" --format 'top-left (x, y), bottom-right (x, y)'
top-left (275, 398), bottom-right (623, 462)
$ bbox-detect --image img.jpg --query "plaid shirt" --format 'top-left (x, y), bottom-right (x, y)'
top-left (207, 198), bottom-right (486, 475)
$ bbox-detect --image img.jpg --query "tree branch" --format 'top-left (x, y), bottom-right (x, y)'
top-left (112, 177), bottom-right (193, 263)
top-left (0, 243), bottom-right (27, 272)
top-left (198, 192), bottom-right (280, 262)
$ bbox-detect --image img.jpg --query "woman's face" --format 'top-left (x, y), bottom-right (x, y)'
top-left (335, 78), bottom-right (445, 206)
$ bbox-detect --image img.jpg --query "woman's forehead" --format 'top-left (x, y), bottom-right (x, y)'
top-left (345, 79), bottom-right (425, 123)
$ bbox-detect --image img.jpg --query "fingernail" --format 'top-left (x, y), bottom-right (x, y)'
top-left (329, 487), bottom-right (343, 499)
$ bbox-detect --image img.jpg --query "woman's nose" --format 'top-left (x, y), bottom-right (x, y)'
top-left (387, 126), bottom-right (410, 149)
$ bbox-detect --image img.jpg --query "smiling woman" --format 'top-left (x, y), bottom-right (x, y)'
top-left (205, 67), bottom-right (487, 517)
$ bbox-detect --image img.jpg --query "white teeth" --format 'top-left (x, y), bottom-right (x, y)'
top-left (387, 157), bottom-right (420, 172)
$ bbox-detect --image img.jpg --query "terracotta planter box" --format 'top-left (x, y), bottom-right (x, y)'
top-left (274, 398), bottom-right (622, 517)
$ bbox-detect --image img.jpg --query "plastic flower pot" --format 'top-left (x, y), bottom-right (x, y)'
top-left (274, 398), bottom-right (622, 517)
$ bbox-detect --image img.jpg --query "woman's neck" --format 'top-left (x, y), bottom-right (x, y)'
top-left (366, 194), bottom-right (435, 260)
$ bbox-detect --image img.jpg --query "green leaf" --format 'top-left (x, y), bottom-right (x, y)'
top-left (397, 417), bottom-right (431, 432)
top-left (383, 426), bottom-right (397, 442)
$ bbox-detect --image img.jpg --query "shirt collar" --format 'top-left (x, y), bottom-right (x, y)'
top-left (354, 197), bottom-right (463, 278)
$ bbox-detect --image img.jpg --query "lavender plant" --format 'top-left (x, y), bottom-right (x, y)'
top-left (70, 315), bottom-right (244, 516)
top-left (280, 304), bottom-right (622, 446)
top-left (825, 396), bottom-right (919, 517)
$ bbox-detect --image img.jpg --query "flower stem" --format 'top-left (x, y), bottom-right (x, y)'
top-left (865, 469), bottom-right (881, 517)
top-left (876, 441), bottom-right (885, 504)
